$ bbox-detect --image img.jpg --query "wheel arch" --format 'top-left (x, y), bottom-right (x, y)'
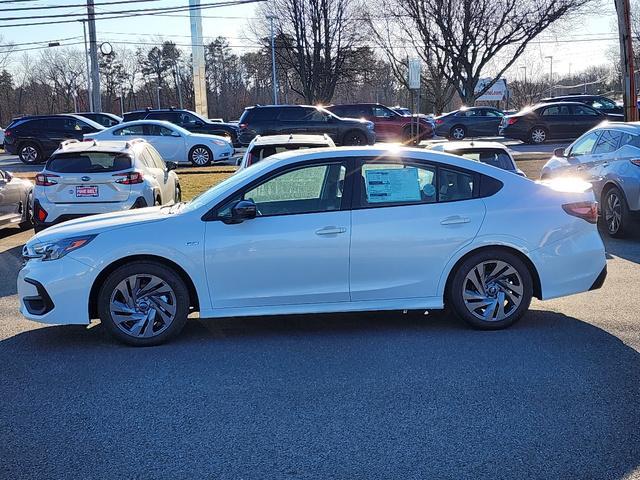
top-left (442, 245), bottom-right (542, 304)
top-left (88, 254), bottom-right (200, 319)
top-left (341, 128), bottom-right (366, 145)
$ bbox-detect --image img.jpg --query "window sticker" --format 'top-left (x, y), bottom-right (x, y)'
top-left (364, 167), bottom-right (421, 203)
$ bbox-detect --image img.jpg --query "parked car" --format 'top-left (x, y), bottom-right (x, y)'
top-left (19, 146), bottom-right (606, 346)
top-left (84, 120), bottom-right (234, 166)
top-left (123, 108), bottom-right (240, 147)
top-left (434, 107), bottom-right (505, 140)
top-left (0, 127), bottom-right (5, 147)
top-left (428, 141), bottom-right (526, 176)
top-left (76, 112), bottom-right (123, 128)
top-left (239, 133), bottom-right (335, 170)
top-left (541, 123), bottom-right (640, 237)
top-left (539, 94), bottom-right (623, 117)
top-left (326, 103), bottom-right (434, 143)
top-left (0, 169), bottom-right (33, 230)
top-left (3, 114), bottom-right (104, 164)
top-left (31, 138), bottom-right (180, 232)
top-left (237, 105), bottom-right (375, 147)
top-left (499, 102), bottom-right (618, 144)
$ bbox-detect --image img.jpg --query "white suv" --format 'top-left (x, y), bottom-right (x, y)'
top-left (33, 139), bottom-right (180, 232)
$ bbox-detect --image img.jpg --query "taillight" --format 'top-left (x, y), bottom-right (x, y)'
top-left (630, 159), bottom-right (640, 167)
top-left (35, 173), bottom-right (59, 186)
top-left (507, 117), bottom-right (519, 125)
top-left (562, 201), bottom-right (598, 224)
top-left (435, 119), bottom-right (444, 125)
top-left (113, 171), bottom-right (144, 184)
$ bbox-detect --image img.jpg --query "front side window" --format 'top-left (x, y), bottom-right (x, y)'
top-left (570, 131), bottom-right (600, 157)
top-left (373, 106), bottom-right (395, 118)
top-left (593, 130), bottom-right (622, 154)
top-left (179, 113), bottom-right (199, 126)
top-left (114, 125), bottom-right (144, 136)
top-left (147, 124), bottom-right (176, 136)
top-left (219, 162), bottom-right (346, 218)
top-left (573, 105), bottom-right (599, 116)
top-left (484, 109), bottom-right (504, 117)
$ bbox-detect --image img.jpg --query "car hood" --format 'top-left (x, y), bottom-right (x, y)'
top-left (30, 207), bottom-right (170, 245)
top-left (187, 132), bottom-right (233, 144)
top-left (338, 117), bottom-right (374, 127)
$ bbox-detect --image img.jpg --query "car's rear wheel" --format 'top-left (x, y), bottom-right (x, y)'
top-left (18, 142), bottom-right (42, 164)
top-left (97, 261), bottom-right (190, 346)
top-left (189, 145), bottom-right (212, 166)
top-left (529, 127), bottom-right (547, 144)
top-left (343, 130), bottom-right (366, 146)
top-left (602, 186), bottom-right (629, 238)
top-left (448, 250), bottom-right (533, 330)
top-left (449, 125), bottom-right (466, 140)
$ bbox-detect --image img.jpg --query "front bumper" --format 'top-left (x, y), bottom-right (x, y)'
top-left (18, 255), bottom-right (96, 325)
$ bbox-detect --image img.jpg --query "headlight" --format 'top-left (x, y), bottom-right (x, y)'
top-left (210, 139), bottom-right (228, 146)
top-left (30, 235), bottom-right (97, 262)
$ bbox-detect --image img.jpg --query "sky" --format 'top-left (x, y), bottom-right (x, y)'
top-left (0, 0), bottom-right (622, 81)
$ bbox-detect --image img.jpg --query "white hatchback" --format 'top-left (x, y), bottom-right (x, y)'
top-left (20, 146), bottom-right (606, 346)
top-left (32, 139), bottom-right (180, 231)
top-left (85, 120), bottom-right (234, 166)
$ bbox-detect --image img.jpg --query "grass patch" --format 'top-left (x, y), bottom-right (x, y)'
top-left (514, 159), bottom-right (546, 179)
top-left (179, 166), bottom-right (236, 200)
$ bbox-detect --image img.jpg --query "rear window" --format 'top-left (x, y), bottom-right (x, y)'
top-left (453, 149), bottom-right (514, 170)
top-left (46, 152), bottom-right (132, 173)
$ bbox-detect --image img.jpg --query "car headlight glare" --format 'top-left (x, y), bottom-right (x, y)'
top-left (32, 235), bottom-right (97, 261)
top-left (211, 139), bottom-right (227, 146)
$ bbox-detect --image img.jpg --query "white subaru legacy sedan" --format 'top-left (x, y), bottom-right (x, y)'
top-left (18, 147), bottom-right (607, 346)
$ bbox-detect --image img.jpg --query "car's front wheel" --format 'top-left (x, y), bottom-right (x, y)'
top-left (189, 145), bottom-right (212, 166)
top-left (448, 250), bottom-right (533, 330)
top-left (97, 261), bottom-right (190, 346)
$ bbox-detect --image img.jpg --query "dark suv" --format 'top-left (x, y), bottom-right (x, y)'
top-left (238, 105), bottom-right (375, 146)
top-left (123, 108), bottom-right (240, 146)
top-left (539, 94), bottom-right (623, 117)
top-left (326, 103), bottom-right (433, 143)
top-left (4, 114), bottom-right (104, 164)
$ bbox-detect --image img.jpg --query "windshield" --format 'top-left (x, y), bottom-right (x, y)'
top-left (453, 149), bottom-right (514, 170)
top-left (46, 152), bottom-right (132, 173)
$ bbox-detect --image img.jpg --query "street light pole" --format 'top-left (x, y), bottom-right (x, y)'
top-left (267, 15), bottom-right (278, 105)
top-left (546, 56), bottom-right (553, 96)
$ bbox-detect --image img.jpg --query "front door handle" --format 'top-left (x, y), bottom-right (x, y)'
top-left (315, 226), bottom-right (346, 236)
top-left (440, 215), bottom-right (470, 226)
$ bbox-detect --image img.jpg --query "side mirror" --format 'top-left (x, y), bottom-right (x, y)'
top-left (230, 199), bottom-right (257, 223)
top-left (4, 171), bottom-right (13, 182)
top-left (553, 147), bottom-right (566, 158)
top-left (170, 131), bottom-right (181, 137)
top-left (165, 161), bottom-right (178, 171)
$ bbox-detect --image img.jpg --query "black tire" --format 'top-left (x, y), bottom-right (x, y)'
top-left (189, 145), bottom-right (212, 166)
top-left (154, 195), bottom-right (161, 206)
top-left (19, 191), bottom-right (33, 229)
top-left (448, 250), bottom-right (533, 330)
top-left (602, 186), bottom-right (630, 238)
top-left (528, 127), bottom-right (548, 144)
top-left (449, 125), bottom-right (466, 140)
top-left (342, 130), bottom-right (367, 146)
top-left (18, 142), bottom-right (43, 164)
top-left (175, 184), bottom-right (182, 203)
top-left (97, 261), bottom-right (190, 346)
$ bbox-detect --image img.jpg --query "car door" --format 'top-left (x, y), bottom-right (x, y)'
top-left (0, 170), bottom-right (21, 222)
top-left (562, 131), bottom-right (601, 178)
top-left (588, 129), bottom-right (624, 197)
top-left (144, 124), bottom-right (184, 162)
top-left (570, 105), bottom-right (604, 138)
top-left (349, 157), bottom-right (486, 301)
top-left (481, 109), bottom-right (504, 136)
top-left (203, 159), bottom-right (351, 308)
top-left (540, 105), bottom-right (573, 139)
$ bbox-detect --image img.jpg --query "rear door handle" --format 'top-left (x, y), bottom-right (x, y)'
top-left (315, 226), bottom-right (346, 236)
top-left (440, 215), bottom-right (471, 225)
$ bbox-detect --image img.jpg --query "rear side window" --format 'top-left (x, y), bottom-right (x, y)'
top-left (147, 112), bottom-right (178, 122)
top-left (247, 144), bottom-right (328, 166)
top-left (46, 152), bottom-right (132, 173)
top-left (573, 105), bottom-right (599, 116)
top-left (241, 108), bottom-right (276, 123)
top-left (277, 107), bottom-right (309, 121)
top-left (593, 130), bottom-right (622, 154)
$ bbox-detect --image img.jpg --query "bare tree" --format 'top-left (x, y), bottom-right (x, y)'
top-left (372, 0), bottom-right (591, 105)
top-left (0, 35), bottom-right (14, 71)
top-left (256, 0), bottom-right (363, 103)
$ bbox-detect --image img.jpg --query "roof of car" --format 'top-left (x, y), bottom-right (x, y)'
top-left (589, 121), bottom-right (640, 133)
top-left (250, 134), bottom-right (334, 146)
top-left (51, 138), bottom-right (146, 155)
top-left (430, 141), bottom-right (509, 151)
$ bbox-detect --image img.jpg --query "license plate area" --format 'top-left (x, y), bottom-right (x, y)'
top-left (76, 185), bottom-right (99, 197)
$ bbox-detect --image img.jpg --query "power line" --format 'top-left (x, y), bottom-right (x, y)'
top-left (0, 0), bottom-right (264, 28)
top-left (0, 35), bottom-right (83, 48)
top-left (0, 0), bottom-right (165, 13)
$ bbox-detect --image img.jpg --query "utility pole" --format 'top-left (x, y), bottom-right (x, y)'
top-left (546, 56), bottom-right (553, 97)
top-left (615, 0), bottom-right (638, 121)
top-left (189, 0), bottom-right (208, 117)
top-left (81, 20), bottom-right (93, 112)
top-left (267, 15), bottom-right (278, 105)
top-left (86, 0), bottom-right (101, 112)
top-left (156, 86), bottom-right (162, 109)
top-left (175, 64), bottom-right (184, 109)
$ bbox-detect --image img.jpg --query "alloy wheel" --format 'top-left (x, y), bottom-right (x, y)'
top-left (462, 260), bottom-right (524, 322)
top-left (21, 146), bottom-right (38, 163)
top-left (191, 147), bottom-right (210, 165)
top-left (109, 274), bottom-right (177, 339)
top-left (605, 191), bottom-right (622, 234)
top-left (531, 128), bottom-right (546, 144)
top-left (451, 127), bottom-right (465, 140)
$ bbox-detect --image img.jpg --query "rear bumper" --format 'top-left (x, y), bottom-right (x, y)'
top-left (589, 265), bottom-right (607, 291)
top-left (4, 142), bottom-right (17, 155)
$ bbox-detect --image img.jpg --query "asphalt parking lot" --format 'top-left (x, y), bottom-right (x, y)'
top-left (1, 223), bottom-right (639, 479)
